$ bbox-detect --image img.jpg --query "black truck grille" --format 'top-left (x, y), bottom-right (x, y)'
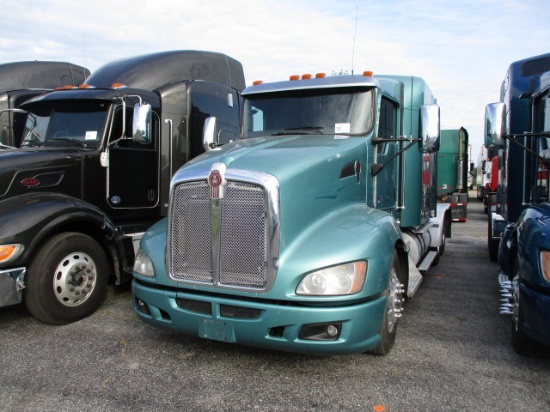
top-left (169, 179), bottom-right (269, 289)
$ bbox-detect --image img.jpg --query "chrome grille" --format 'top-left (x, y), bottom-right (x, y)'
top-left (170, 181), bottom-right (213, 283)
top-left (169, 178), bottom-right (270, 290)
top-left (219, 181), bottom-right (267, 288)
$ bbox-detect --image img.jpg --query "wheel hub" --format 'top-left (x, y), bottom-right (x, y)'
top-left (53, 253), bottom-right (97, 306)
top-left (387, 268), bottom-right (405, 333)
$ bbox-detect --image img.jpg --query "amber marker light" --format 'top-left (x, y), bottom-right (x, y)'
top-left (315, 73), bottom-right (326, 78)
top-left (301, 74), bottom-right (312, 80)
top-left (540, 251), bottom-right (550, 282)
top-left (0, 244), bottom-right (23, 263)
top-left (363, 70), bottom-right (374, 77)
top-left (111, 82), bottom-right (127, 89)
top-left (55, 85), bottom-right (76, 90)
top-left (252, 80), bottom-right (263, 86)
top-left (289, 74), bottom-right (300, 81)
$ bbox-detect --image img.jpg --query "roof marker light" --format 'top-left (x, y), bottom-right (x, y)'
top-left (289, 75), bottom-right (300, 81)
top-left (55, 85), bottom-right (76, 90)
top-left (363, 71), bottom-right (374, 77)
top-left (302, 74), bottom-right (312, 80)
top-left (252, 80), bottom-right (263, 86)
top-left (111, 83), bottom-right (127, 89)
top-left (78, 84), bottom-right (94, 89)
top-left (315, 73), bottom-right (326, 78)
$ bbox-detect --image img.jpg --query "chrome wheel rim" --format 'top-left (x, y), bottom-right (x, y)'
top-left (53, 252), bottom-right (97, 306)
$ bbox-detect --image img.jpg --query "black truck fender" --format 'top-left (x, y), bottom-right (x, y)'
top-left (0, 192), bottom-right (127, 284)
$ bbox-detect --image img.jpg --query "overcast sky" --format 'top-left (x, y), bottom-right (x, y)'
top-left (1, 0), bottom-right (548, 160)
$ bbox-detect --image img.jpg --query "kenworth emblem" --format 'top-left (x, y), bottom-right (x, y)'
top-left (208, 162), bottom-right (227, 199)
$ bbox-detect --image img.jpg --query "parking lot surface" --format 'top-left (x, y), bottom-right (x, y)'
top-left (1, 197), bottom-right (549, 411)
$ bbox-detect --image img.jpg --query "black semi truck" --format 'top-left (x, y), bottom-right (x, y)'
top-left (0, 61), bottom-right (90, 148)
top-left (0, 50), bottom-right (245, 324)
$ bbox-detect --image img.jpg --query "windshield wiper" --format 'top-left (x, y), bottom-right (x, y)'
top-left (272, 126), bottom-right (325, 136)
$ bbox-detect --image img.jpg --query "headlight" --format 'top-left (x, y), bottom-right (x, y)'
top-left (0, 244), bottom-right (24, 263)
top-left (296, 261), bottom-right (367, 296)
top-left (540, 251), bottom-right (550, 282)
top-left (133, 249), bottom-right (155, 278)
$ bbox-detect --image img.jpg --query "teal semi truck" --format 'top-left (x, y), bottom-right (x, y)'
top-left (437, 127), bottom-right (470, 221)
top-left (437, 127), bottom-right (469, 199)
top-left (132, 71), bottom-right (451, 355)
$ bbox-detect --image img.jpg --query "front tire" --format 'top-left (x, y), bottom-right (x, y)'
top-left (369, 252), bottom-right (403, 356)
top-left (511, 276), bottom-right (534, 355)
top-left (25, 232), bottom-right (108, 325)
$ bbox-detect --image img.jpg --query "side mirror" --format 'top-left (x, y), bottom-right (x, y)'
top-left (420, 104), bottom-right (440, 153)
top-left (132, 103), bottom-right (152, 144)
top-left (485, 103), bottom-right (506, 148)
top-left (203, 116), bottom-right (217, 151)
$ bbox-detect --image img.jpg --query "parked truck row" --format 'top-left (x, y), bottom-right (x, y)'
top-left (485, 52), bottom-right (550, 353)
top-left (8, 48), bottom-right (543, 358)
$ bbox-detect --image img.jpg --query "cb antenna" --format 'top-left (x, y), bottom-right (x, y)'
top-left (351, 6), bottom-right (358, 75)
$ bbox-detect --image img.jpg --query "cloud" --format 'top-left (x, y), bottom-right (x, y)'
top-left (0, 0), bottom-right (548, 158)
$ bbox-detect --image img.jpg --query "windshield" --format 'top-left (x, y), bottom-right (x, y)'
top-left (21, 100), bottom-right (109, 148)
top-left (243, 87), bottom-right (374, 138)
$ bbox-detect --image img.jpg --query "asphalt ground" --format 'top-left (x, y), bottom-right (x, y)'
top-left (1, 195), bottom-right (549, 412)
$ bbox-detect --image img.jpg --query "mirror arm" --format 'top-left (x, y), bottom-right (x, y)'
top-left (371, 138), bottom-right (420, 176)
top-left (505, 132), bottom-right (550, 162)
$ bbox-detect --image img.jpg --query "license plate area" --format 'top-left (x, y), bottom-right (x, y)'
top-left (199, 319), bottom-right (236, 343)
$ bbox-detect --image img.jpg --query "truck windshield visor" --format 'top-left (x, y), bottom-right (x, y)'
top-left (21, 100), bottom-right (109, 148)
top-left (243, 87), bottom-right (374, 138)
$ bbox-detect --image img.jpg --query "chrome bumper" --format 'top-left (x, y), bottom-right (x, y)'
top-left (0, 267), bottom-right (26, 307)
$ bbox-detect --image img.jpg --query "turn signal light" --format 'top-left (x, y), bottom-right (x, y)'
top-left (0, 244), bottom-right (24, 263)
top-left (540, 251), bottom-right (550, 282)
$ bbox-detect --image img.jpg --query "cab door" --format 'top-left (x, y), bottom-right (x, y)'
top-left (107, 104), bottom-right (159, 211)
top-left (374, 97), bottom-right (398, 211)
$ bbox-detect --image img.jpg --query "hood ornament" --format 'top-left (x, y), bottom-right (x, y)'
top-left (208, 162), bottom-right (227, 199)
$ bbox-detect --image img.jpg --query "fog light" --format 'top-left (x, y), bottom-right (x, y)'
top-left (298, 322), bottom-right (342, 341)
top-left (135, 297), bottom-right (151, 315)
top-left (326, 324), bottom-right (339, 337)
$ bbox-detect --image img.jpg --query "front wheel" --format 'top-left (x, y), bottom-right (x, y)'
top-left (369, 252), bottom-right (404, 356)
top-left (511, 277), bottom-right (534, 355)
top-left (25, 232), bottom-right (109, 325)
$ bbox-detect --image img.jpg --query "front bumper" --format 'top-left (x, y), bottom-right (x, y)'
top-left (521, 283), bottom-right (550, 347)
top-left (0, 267), bottom-right (26, 307)
top-left (132, 280), bottom-right (387, 355)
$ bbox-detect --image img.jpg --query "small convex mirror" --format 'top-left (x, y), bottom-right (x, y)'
top-left (420, 104), bottom-right (440, 153)
top-left (484, 102), bottom-right (506, 148)
top-left (133, 103), bottom-right (152, 144)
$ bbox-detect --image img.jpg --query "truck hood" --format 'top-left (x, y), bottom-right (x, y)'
top-left (0, 148), bottom-right (83, 200)
top-left (179, 134), bottom-right (372, 243)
